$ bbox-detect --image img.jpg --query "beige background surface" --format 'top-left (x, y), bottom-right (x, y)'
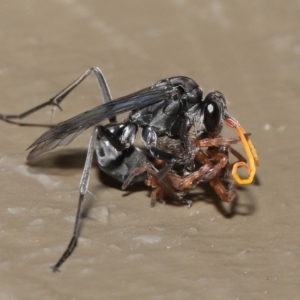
top-left (0, 1), bottom-right (299, 299)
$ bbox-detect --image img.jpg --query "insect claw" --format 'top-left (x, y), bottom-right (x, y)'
top-left (185, 199), bottom-right (193, 208)
top-left (150, 200), bottom-right (156, 208)
top-left (56, 103), bottom-right (63, 111)
top-left (51, 266), bottom-right (60, 273)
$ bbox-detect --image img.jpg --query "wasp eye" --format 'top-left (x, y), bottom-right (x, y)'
top-left (203, 100), bottom-right (221, 133)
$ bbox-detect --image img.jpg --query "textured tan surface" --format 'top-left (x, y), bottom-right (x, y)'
top-left (0, 1), bottom-right (299, 299)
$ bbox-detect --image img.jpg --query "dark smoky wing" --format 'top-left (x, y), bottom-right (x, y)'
top-left (27, 84), bottom-right (175, 160)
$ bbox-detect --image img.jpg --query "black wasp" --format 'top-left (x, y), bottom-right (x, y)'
top-left (0, 67), bottom-right (258, 271)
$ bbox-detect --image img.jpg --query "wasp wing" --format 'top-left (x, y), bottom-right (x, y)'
top-left (27, 84), bottom-right (175, 160)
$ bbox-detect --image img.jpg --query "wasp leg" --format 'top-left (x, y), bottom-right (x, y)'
top-left (140, 126), bottom-right (175, 162)
top-left (97, 122), bottom-right (138, 152)
top-left (0, 67), bottom-right (116, 126)
top-left (51, 126), bottom-right (99, 272)
top-left (141, 126), bottom-right (177, 183)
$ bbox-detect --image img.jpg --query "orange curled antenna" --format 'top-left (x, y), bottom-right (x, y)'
top-left (225, 116), bottom-right (259, 184)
